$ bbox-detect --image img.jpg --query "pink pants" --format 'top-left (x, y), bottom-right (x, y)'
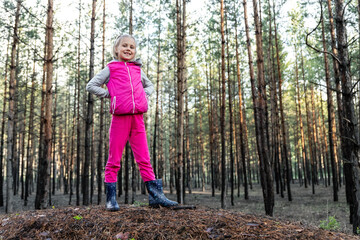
top-left (104, 114), bottom-right (156, 183)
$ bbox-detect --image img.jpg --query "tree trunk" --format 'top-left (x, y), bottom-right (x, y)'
top-left (51, 79), bottom-right (58, 198)
top-left (153, 4), bottom-right (161, 178)
top-left (25, 50), bottom-right (36, 206)
top-left (244, 0), bottom-right (274, 215)
top-left (326, 0), bottom-right (343, 189)
top-left (75, 0), bottom-right (82, 206)
top-left (334, 0), bottom-right (360, 233)
top-left (0, 33), bottom-right (11, 207)
top-left (205, 51), bottom-right (215, 197)
top-left (6, 0), bottom-right (21, 213)
top-left (185, 84), bottom-right (191, 195)
top-left (303, 64), bottom-right (315, 194)
top-left (234, 13), bottom-right (249, 196)
top-left (220, 0), bottom-right (226, 209)
top-left (20, 55), bottom-right (30, 200)
top-left (273, 1), bottom-right (291, 201)
top-left (83, 0), bottom-right (96, 206)
top-left (176, 0), bottom-right (185, 204)
top-left (124, 144), bottom-right (129, 204)
top-left (310, 87), bottom-right (319, 186)
top-left (199, 121), bottom-right (206, 192)
top-left (97, 0), bottom-right (106, 205)
top-left (35, 0), bottom-right (54, 210)
top-left (294, 48), bottom-right (308, 188)
top-left (320, 3), bottom-right (338, 200)
top-left (224, 2), bottom-right (234, 206)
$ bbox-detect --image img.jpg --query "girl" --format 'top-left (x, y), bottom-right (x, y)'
top-left (86, 34), bottom-right (178, 211)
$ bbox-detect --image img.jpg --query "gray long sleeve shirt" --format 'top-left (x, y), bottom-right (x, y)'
top-left (86, 59), bottom-right (154, 98)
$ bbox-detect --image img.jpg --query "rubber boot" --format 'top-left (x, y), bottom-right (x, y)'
top-left (145, 179), bottom-right (178, 207)
top-left (105, 182), bottom-right (120, 211)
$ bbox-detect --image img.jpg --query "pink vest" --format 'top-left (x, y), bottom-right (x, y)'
top-left (107, 61), bottom-right (148, 115)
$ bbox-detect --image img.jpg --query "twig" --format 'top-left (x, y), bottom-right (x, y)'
top-left (308, 80), bottom-right (341, 94)
top-left (305, 1), bottom-right (341, 64)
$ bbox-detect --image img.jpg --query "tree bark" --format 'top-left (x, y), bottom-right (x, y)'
top-left (83, 0), bottom-right (96, 206)
top-left (51, 79), bottom-right (58, 200)
top-left (334, 0), bottom-right (360, 233)
top-left (320, 3), bottom-right (338, 200)
top-left (273, 1), bottom-right (291, 201)
top-left (326, 0), bottom-right (343, 189)
top-left (25, 50), bottom-right (36, 206)
top-left (220, 0), bottom-right (227, 209)
top-left (97, 0), bottom-right (106, 205)
top-left (176, 0), bottom-right (185, 204)
top-left (75, 0), bottom-right (82, 206)
top-left (234, 12), bottom-right (248, 198)
top-left (153, 4), bottom-right (162, 178)
top-left (205, 50), bottom-right (215, 197)
top-left (6, 0), bottom-right (21, 213)
top-left (224, 2), bottom-right (234, 206)
top-left (244, 0), bottom-right (274, 215)
top-left (0, 33), bottom-right (11, 207)
top-left (35, 0), bottom-right (54, 209)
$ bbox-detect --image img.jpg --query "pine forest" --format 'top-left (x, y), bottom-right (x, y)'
top-left (1, 0), bottom-right (360, 237)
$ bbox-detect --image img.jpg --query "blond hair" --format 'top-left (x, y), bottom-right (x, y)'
top-left (112, 34), bottom-right (137, 59)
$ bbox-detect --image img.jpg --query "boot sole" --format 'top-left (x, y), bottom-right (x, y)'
top-left (106, 208), bottom-right (120, 211)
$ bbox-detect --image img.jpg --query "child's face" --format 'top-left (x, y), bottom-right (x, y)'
top-left (115, 37), bottom-right (136, 62)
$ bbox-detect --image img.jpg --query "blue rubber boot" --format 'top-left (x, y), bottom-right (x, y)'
top-left (105, 182), bottom-right (120, 211)
top-left (145, 179), bottom-right (178, 207)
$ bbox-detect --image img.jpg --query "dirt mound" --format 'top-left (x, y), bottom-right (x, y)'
top-left (0, 205), bottom-right (357, 239)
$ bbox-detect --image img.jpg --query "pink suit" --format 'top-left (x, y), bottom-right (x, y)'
top-left (104, 61), bottom-right (155, 183)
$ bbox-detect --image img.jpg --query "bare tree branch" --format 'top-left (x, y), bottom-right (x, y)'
top-left (305, 1), bottom-right (341, 64)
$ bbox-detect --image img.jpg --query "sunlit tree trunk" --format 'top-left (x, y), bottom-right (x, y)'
top-left (224, 2), bottom-right (234, 206)
top-left (320, 5), bottom-right (338, 200)
top-left (235, 39), bottom-right (250, 195)
top-left (326, 0), bottom-right (342, 188)
top-left (302, 61), bottom-right (315, 194)
top-left (310, 87), bottom-right (319, 185)
top-left (294, 48), bottom-right (308, 188)
top-left (273, 1), bottom-right (291, 201)
top-left (35, 0), bottom-right (54, 209)
top-left (244, 0), bottom-right (274, 215)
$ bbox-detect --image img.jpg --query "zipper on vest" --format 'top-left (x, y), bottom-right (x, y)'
top-left (112, 96), bottom-right (116, 114)
top-left (125, 62), bottom-right (135, 114)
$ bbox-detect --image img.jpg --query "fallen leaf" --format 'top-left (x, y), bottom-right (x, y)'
top-left (115, 232), bottom-right (130, 240)
top-left (206, 227), bottom-right (213, 233)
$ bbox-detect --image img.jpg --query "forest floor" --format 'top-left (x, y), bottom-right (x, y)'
top-left (0, 182), bottom-right (358, 239)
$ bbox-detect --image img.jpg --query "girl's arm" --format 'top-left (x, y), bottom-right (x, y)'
top-left (141, 69), bottom-right (154, 96)
top-left (86, 67), bottom-right (111, 98)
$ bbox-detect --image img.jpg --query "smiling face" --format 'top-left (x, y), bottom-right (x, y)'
top-left (115, 37), bottom-right (136, 62)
